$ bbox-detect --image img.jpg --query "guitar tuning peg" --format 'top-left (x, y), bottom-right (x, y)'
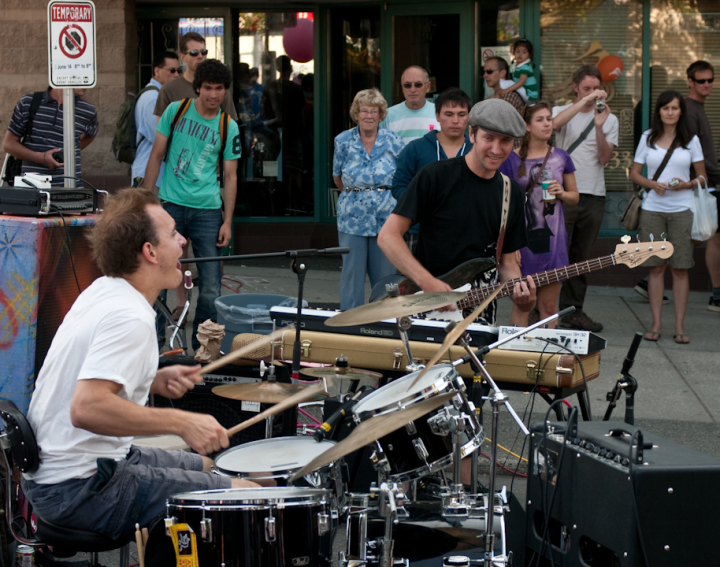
top-left (621, 235), bottom-right (631, 244)
top-left (661, 232), bottom-right (668, 241)
top-left (649, 233), bottom-right (654, 242)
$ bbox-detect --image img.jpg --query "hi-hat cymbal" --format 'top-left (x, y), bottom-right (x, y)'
top-left (212, 381), bottom-right (328, 404)
top-left (299, 367), bottom-right (382, 381)
top-left (325, 291), bottom-right (467, 327)
top-left (289, 391), bottom-right (456, 482)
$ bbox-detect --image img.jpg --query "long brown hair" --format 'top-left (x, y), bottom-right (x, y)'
top-left (518, 101), bottom-right (552, 178)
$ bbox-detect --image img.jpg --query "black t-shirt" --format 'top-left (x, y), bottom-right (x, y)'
top-left (393, 156), bottom-right (527, 277)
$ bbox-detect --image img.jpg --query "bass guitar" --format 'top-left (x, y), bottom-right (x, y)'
top-left (369, 237), bottom-right (674, 312)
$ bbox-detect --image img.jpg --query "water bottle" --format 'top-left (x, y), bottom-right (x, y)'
top-left (541, 167), bottom-right (556, 202)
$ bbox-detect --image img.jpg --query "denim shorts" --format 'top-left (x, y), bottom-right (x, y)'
top-left (21, 446), bottom-right (231, 539)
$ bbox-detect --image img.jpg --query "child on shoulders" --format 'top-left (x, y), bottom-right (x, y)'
top-left (500, 39), bottom-right (539, 104)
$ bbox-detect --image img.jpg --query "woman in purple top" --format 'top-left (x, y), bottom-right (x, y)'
top-left (500, 102), bottom-right (579, 327)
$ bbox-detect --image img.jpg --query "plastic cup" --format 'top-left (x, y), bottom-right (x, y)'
top-left (542, 180), bottom-right (556, 202)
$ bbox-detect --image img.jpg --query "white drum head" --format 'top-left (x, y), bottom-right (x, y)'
top-left (215, 436), bottom-right (335, 474)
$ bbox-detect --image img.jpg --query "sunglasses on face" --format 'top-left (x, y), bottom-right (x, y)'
top-left (693, 77), bottom-right (714, 84)
top-left (163, 67), bottom-right (180, 74)
top-left (483, 68), bottom-right (499, 75)
top-left (186, 49), bottom-right (208, 57)
top-left (402, 81), bottom-right (426, 89)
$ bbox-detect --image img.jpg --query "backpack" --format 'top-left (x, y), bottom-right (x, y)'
top-left (111, 85), bottom-right (160, 164)
top-left (164, 98), bottom-right (231, 186)
top-left (2, 92), bottom-right (44, 186)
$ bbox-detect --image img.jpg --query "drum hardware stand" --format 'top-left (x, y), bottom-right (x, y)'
top-left (259, 323), bottom-right (279, 439)
top-left (604, 331), bottom-right (643, 425)
top-left (384, 284), bottom-right (421, 373)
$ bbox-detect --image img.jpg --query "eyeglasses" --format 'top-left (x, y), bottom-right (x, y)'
top-left (402, 81), bottom-right (426, 89)
top-left (359, 108), bottom-right (380, 115)
top-left (483, 68), bottom-right (499, 75)
top-left (163, 67), bottom-right (180, 74)
top-left (185, 49), bottom-right (208, 57)
top-left (692, 77), bottom-right (714, 84)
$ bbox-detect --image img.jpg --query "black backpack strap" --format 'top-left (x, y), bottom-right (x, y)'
top-left (218, 111), bottom-right (230, 187)
top-left (566, 117), bottom-right (596, 155)
top-left (22, 91), bottom-right (45, 143)
top-left (163, 98), bottom-right (193, 163)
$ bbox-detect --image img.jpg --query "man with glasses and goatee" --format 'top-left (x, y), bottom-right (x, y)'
top-left (154, 32), bottom-right (237, 123)
top-left (380, 66), bottom-right (440, 143)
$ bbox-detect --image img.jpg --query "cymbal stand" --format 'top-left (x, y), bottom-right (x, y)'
top-left (384, 285), bottom-right (421, 373)
top-left (441, 412), bottom-right (474, 518)
top-left (260, 323), bottom-right (278, 439)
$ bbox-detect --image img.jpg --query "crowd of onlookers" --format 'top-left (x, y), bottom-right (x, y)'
top-left (4, 33), bottom-right (719, 344)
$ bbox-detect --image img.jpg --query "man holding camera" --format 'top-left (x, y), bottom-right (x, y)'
top-left (3, 88), bottom-right (98, 187)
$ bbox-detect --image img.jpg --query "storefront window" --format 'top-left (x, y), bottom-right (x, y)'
top-left (541, 0), bottom-right (643, 231)
top-left (233, 12), bottom-right (315, 217)
top-left (479, 1), bottom-right (520, 99)
top-left (650, 1), bottom-right (720, 147)
top-left (179, 18), bottom-right (225, 63)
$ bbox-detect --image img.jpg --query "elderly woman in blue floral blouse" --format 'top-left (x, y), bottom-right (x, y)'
top-left (333, 89), bottom-right (405, 310)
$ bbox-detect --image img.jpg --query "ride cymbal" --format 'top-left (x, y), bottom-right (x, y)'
top-left (325, 292), bottom-right (468, 327)
top-left (212, 381), bottom-right (328, 404)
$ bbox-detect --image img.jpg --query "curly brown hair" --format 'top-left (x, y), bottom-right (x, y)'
top-left (87, 189), bottom-right (161, 277)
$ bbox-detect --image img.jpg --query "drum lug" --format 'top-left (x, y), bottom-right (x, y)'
top-left (404, 421), bottom-right (417, 435)
top-left (318, 512), bottom-right (330, 535)
top-left (164, 516), bottom-right (177, 536)
top-left (265, 515), bottom-right (277, 543)
top-left (451, 394), bottom-right (463, 410)
top-left (200, 518), bottom-right (212, 543)
top-left (427, 407), bottom-right (451, 436)
top-left (412, 438), bottom-right (429, 462)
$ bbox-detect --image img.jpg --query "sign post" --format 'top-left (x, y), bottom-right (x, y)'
top-left (48, 1), bottom-right (96, 188)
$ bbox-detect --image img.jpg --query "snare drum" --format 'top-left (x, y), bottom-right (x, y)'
top-left (214, 436), bottom-right (346, 512)
top-left (166, 487), bottom-right (333, 567)
top-left (352, 365), bottom-right (483, 482)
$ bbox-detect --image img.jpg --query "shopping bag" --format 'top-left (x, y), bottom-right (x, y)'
top-left (691, 176), bottom-right (718, 242)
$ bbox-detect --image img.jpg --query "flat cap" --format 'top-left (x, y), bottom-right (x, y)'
top-left (469, 99), bottom-right (526, 139)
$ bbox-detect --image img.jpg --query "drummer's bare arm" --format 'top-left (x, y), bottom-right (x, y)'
top-left (71, 379), bottom-right (230, 455)
top-left (378, 214), bottom-right (452, 294)
top-left (498, 252), bottom-right (536, 325)
top-left (151, 364), bottom-right (202, 399)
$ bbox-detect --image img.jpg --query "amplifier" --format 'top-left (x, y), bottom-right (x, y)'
top-left (270, 306), bottom-right (498, 347)
top-left (497, 326), bottom-right (606, 355)
top-left (0, 186), bottom-right (106, 216)
top-left (526, 420), bottom-right (720, 566)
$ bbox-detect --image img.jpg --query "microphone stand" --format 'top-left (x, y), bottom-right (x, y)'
top-left (604, 332), bottom-right (642, 425)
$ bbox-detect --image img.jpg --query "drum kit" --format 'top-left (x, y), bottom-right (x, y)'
top-left (163, 287), bottom-right (570, 567)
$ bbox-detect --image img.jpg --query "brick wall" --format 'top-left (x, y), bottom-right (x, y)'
top-left (0, 0), bottom-right (135, 188)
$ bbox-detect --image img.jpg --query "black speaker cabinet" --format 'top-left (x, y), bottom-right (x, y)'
top-left (525, 420), bottom-right (720, 567)
top-left (154, 356), bottom-right (292, 447)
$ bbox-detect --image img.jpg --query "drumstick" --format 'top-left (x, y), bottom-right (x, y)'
top-left (135, 523), bottom-right (145, 567)
top-left (200, 327), bottom-right (291, 375)
top-left (227, 383), bottom-right (325, 438)
top-left (142, 527), bottom-right (149, 547)
top-left (407, 286), bottom-right (502, 390)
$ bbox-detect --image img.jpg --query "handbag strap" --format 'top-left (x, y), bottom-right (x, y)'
top-left (651, 136), bottom-right (680, 182)
top-left (496, 173), bottom-right (512, 265)
top-left (567, 117), bottom-right (595, 155)
top-left (524, 146), bottom-right (553, 196)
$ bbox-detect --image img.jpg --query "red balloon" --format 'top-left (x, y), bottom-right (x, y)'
top-left (283, 18), bottom-right (314, 64)
top-left (597, 54), bottom-right (624, 83)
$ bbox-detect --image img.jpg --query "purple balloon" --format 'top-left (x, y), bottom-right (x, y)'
top-left (283, 18), bottom-right (314, 64)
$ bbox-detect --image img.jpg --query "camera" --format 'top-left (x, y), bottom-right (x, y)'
top-left (668, 178), bottom-right (680, 188)
top-left (595, 99), bottom-right (606, 113)
top-left (52, 151), bottom-right (64, 164)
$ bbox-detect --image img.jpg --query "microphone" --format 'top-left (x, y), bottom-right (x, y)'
top-left (313, 386), bottom-right (372, 442)
top-left (620, 332), bottom-right (643, 377)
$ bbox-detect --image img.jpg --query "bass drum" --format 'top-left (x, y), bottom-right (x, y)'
top-left (166, 487), bottom-right (333, 567)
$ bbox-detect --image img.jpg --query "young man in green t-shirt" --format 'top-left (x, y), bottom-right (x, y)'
top-left (144, 59), bottom-right (241, 348)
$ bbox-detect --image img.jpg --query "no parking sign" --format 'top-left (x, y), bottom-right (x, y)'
top-left (48, 1), bottom-right (96, 88)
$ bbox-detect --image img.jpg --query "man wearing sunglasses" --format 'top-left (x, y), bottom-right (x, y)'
top-left (154, 32), bottom-right (237, 128)
top-left (380, 66), bottom-right (439, 143)
top-left (484, 57), bottom-right (525, 116)
top-left (684, 61), bottom-right (720, 312)
top-left (131, 51), bottom-right (180, 188)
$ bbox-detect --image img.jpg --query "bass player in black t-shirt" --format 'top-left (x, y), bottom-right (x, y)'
top-left (378, 99), bottom-right (536, 325)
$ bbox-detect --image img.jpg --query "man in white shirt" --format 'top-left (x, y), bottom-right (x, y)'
top-left (22, 189), bottom-right (255, 540)
top-left (552, 65), bottom-right (619, 332)
top-left (131, 51), bottom-right (180, 187)
top-left (380, 65), bottom-right (440, 142)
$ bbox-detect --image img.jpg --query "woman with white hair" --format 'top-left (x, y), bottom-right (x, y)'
top-left (333, 88), bottom-right (405, 309)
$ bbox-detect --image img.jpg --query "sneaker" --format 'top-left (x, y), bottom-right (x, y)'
top-left (709, 297), bottom-right (720, 313)
top-left (634, 279), bottom-right (669, 305)
top-left (559, 311), bottom-right (604, 332)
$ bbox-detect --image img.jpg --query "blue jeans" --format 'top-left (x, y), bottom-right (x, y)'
top-left (338, 231), bottom-right (396, 310)
top-left (21, 446), bottom-right (230, 540)
top-left (162, 202), bottom-right (223, 349)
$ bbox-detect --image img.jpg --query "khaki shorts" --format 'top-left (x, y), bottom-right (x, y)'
top-left (638, 208), bottom-right (694, 269)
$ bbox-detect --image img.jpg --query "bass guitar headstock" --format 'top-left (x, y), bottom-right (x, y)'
top-left (614, 235), bottom-right (674, 268)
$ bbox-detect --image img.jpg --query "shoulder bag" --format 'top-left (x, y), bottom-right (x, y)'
top-left (621, 136), bottom-right (679, 231)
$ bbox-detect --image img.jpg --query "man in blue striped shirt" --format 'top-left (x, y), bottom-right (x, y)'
top-left (3, 88), bottom-right (98, 187)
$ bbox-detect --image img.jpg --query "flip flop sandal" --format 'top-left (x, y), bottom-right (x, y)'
top-left (673, 334), bottom-right (690, 344)
top-left (643, 331), bottom-right (661, 341)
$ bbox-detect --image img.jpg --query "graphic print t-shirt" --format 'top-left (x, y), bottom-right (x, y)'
top-left (157, 100), bottom-right (241, 209)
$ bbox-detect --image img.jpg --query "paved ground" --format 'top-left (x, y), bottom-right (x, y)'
top-left (75, 256), bottom-right (720, 565)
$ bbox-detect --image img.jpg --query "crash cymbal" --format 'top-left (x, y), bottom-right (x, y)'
top-left (325, 292), bottom-right (468, 327)
top-left (212, 381), bottom-right (328, 404)
top-left (299, 367), bottom-right (382, 381)
top-left (289, 391), bottom-right (456, 482)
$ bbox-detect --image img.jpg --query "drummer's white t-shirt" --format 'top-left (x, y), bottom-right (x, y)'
top-left (24, 277), bottom-right (159, 485)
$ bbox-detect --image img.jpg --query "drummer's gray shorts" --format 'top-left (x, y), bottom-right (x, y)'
top-left (22, 446), bottom-right (232, 539)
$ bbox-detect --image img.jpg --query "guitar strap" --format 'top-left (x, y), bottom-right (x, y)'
top-left (496, 173), bottom-right (511, 266)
